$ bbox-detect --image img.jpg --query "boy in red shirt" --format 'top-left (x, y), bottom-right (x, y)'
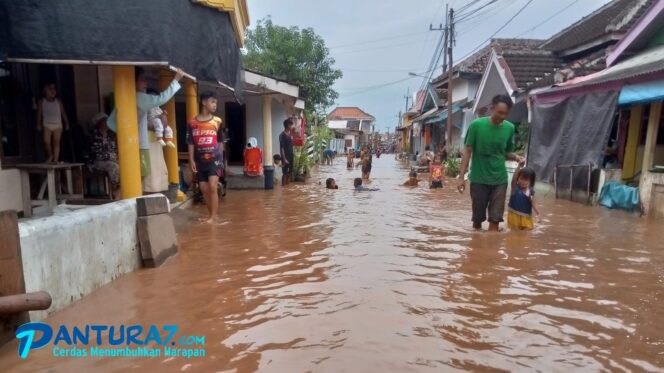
top-left (187, 92), bottom-right (224, 224)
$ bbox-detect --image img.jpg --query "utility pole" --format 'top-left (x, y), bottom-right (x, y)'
top-left (404, 87), bottom-right (411, 112)
top-left (446, 7), bottom-right (455, 148)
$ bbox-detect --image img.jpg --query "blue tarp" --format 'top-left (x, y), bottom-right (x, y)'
top-left (598, 182), bottom-right (641, 212)
top-left (423, 104), bottom-right (463, 125)
top-left (618, 79), bottom-right (664, 105)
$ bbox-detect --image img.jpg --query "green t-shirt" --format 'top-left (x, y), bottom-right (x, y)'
top-left (464, 117), bottom-right (515, 185)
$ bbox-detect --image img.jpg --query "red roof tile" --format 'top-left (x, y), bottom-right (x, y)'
top-left (328, 107), bottom-right (375, 121)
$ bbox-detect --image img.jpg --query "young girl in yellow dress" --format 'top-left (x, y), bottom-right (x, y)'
top-left (508, 164), bottom-right (541, 230)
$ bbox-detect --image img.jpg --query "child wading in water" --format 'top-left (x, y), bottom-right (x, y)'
top-left (354, 177), bottom-right (378, 191)
top-left (187, 91), bottom-right (224, 224)
top-left (429, 155), bottom-right (445, 189)
top-left (346, 151), bottom-right (354, 168)
top-left (403, 171), bottom-right (419, 186)
top-left (507, 163), bottom-right (541, 230)
top-left (326, 178), bottom-right (339, 189)
top-left (357, 146), bottom-right (372, 180)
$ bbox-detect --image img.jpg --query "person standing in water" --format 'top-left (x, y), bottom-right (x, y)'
top-left (357, 145), bottom-right (373, 180)
top-left (279, 119), bottom-right (295, 186)
top-left (507, 162), bottom-right (541, 230)
top-left (36, 83), bottom-right (70, 163)
top-left (187, 91), bottom-right (224, 224)
top-left (458, 94), bottom-right (524, 232)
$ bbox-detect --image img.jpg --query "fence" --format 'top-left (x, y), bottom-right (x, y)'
top-left (554, 163), bottom-right (593, 205)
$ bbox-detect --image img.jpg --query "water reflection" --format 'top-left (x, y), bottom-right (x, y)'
top-left (0, 157), bottom-right (663, 372)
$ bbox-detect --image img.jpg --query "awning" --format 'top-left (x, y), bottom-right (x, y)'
top-left (0, 0), bottom-right (243, 94)
top-left (423, 104), bottom-right (463, 125)
top-left (618, 79), bottom-right (664, 105)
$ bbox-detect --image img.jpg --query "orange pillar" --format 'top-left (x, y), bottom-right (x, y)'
top-left (112, 66), bottom-right (142, 198)
top-left (424, 124), bottom-right (431, 147)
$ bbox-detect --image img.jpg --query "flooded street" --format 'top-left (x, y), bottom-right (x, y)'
top-left (2, 156), bottom-right (664, 372)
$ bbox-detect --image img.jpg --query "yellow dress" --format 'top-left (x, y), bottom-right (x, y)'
top-left (507, 211), bottom-right (534, 230)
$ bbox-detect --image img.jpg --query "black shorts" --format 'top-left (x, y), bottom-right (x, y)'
top-left (430, 180), bottom-right (443, 189)
top-left (362, 164), bottom-right (372, 174)
top-left (196, 162), bottom-right (223, 182)
top-left (282, 157), bottom-right (294, 176)
top-left (470, 183), bottom-right (508, 223)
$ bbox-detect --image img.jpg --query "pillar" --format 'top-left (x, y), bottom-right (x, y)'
top-left (158, 71), bottom-right (179, 185)
top-left (623, 105), bottom-right (643, 180)
top-left (263, 96), bottom-right (273, 166)
top-left (184, 81), bottom-right (198, 122)
top-left (641, 101), bottom-right (662, 176)
top-left (112, 66), bottom-right (142, 198)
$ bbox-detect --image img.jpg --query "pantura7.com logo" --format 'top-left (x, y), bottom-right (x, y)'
top-left (16, 322), bottom-right (206, 359)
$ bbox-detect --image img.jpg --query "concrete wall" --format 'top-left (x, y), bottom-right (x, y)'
top-left (0, 168), bottom-right (23, 213)
top-left (329, 120), bottom-right (347, 129)
top-left (242, 96), bottom-right (289, 159)
top-left (19, 199), bottom-right (143, 320)
top-left (640, 172), bottom-right (664, 217)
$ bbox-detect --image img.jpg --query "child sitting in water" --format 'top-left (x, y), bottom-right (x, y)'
top-left (354, 177), bottom-right (378, 191)
top-left (429, 155), bottom-right (445, 189)
top-left (507, 163), bottom-right (541, 230)
top-left (403, 171), bottom-right (420, 186)
top-left (273, 154), bottom-right (283, 185)
top-left (326, 178), bottom-right (338, 189)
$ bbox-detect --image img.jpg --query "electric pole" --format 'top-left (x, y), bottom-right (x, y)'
top-left (446, 7), bottom-right (455, 149)
top-left (404, 87), bottom-right (411, 112)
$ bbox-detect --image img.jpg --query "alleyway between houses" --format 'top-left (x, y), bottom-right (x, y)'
top-left (1, 157), bottom-right (663, 372)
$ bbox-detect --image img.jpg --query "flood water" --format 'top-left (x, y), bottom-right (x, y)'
top-left (1, 156), bottom-right (663, 372)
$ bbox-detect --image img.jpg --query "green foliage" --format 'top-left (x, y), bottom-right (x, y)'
top-left (445, 157), bottom-right (461, 178)
top-left (244, 18), bottom-right (343, 114)
top-left (309, 123), bottom-right (332, 164)
top-left (515, 121), bottom-right (530, 154)
top-left (293, 139), bottom-right (313, 179)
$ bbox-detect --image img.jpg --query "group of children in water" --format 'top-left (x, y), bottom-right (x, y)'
top-left (324, 146), bottom-right (541, 231)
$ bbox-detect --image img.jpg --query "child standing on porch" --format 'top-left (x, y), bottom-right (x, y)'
top-left (187, 91), bottom-right (224, 224)
top-left (36, 83), bottom-right (70, 163)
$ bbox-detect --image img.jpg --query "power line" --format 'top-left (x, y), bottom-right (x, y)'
top-left (456, 0), bottom-right (500, 22)
top-left (456, 0), bottom-right (534, 62)
top-left (333, 38), bottom-right (430, 56)
top-left (515, 0), bottom-right (580, 37)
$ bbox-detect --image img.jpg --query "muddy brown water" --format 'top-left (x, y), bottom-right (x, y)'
top-left (1, 157), bottom-right (663, 372)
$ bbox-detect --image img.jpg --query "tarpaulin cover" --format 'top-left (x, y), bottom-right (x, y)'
top-left (529, 91), bottom-right (619, 185)
top-left (598, 182), bottom-right (640, 211)
top-left (618, 79), bottom-right (664, 105)
top-left (0, 0), bottom-right (242, 96)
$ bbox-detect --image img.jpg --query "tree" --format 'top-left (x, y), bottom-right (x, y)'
top-left (244, 18), bottom-right (343, 115)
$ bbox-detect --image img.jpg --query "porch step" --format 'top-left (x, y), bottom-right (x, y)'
top-left (226, 174), bottom-right (265, 190)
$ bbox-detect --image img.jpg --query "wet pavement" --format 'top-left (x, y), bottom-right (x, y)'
top-left (1, 156), bottom-right (663, 372)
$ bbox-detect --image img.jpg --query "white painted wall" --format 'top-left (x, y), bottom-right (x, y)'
top-left (0, 168), bottom-right (23, 213)
top-left (344, 134), bottom-right (356, 150)
top-left (243, 96), bottom-right (290, 159)
top-left (475, 64), bottom-right (507, 112)
top-left (19, 198), bottom-right (145, 320)
top-left (328, 120), bottom-right (347, 129)
top-left (452, 80), bottom-right (470, 101)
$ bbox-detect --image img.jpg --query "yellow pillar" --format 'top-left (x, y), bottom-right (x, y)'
top-left (623, 105), bottom-right (643, 180)
top-left (641, 101), bottom-right (662, 175)
top-left (185, 81), bottom-right (198, 122)
top-left (159, 71), bottom-right (179, 185)
top-left (263, 96), bottom-right (273, 166)
top-left (112, 66), bottom-right (142, 198)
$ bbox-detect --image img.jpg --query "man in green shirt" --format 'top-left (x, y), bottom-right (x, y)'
top-left (458, 94), bottom-right (524, 231)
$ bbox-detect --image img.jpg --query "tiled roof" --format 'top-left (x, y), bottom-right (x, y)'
top-left (407, 90), bottom-right (428, 113)
top-left (327, 107), bottom-right (375, 121)
top-left (526, 50), bottom-right (608, 90)
top-left (432, 38), bottom-right (545, 84)
top-left (499, 49), bottom-right (564, 90)
top-left (540, 0), bottom-right (655, 52)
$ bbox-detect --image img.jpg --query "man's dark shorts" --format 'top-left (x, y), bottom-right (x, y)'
top-left (197, 162), bottom-right (223, 183)
top-left (470, 183), bottom-right (508, 224)
top-left (282, 157), bottom-right (294, 177)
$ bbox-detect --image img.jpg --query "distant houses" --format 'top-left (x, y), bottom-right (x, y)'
top-left (327, 106), bottom-right (376, 152)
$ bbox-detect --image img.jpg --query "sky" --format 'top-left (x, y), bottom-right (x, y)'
top-left (247, 0), bottom-right (612, 132)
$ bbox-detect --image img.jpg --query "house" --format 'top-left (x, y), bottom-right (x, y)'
top-left (213, 70), bottom-right (305, 188)
top-left (327, 106), bottom-right (375, 151)
top-left (0, 0), bottom-right (249, 211)
top-left (471, 39), bottom-right (563, 136)
top-left (528, 0), bottom-right (664, 217)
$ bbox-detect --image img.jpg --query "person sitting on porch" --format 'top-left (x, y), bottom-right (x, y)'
top-left (36, 82), bottom-right (70, 163)
top-left (87, 113), bottom-right (120, 199)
